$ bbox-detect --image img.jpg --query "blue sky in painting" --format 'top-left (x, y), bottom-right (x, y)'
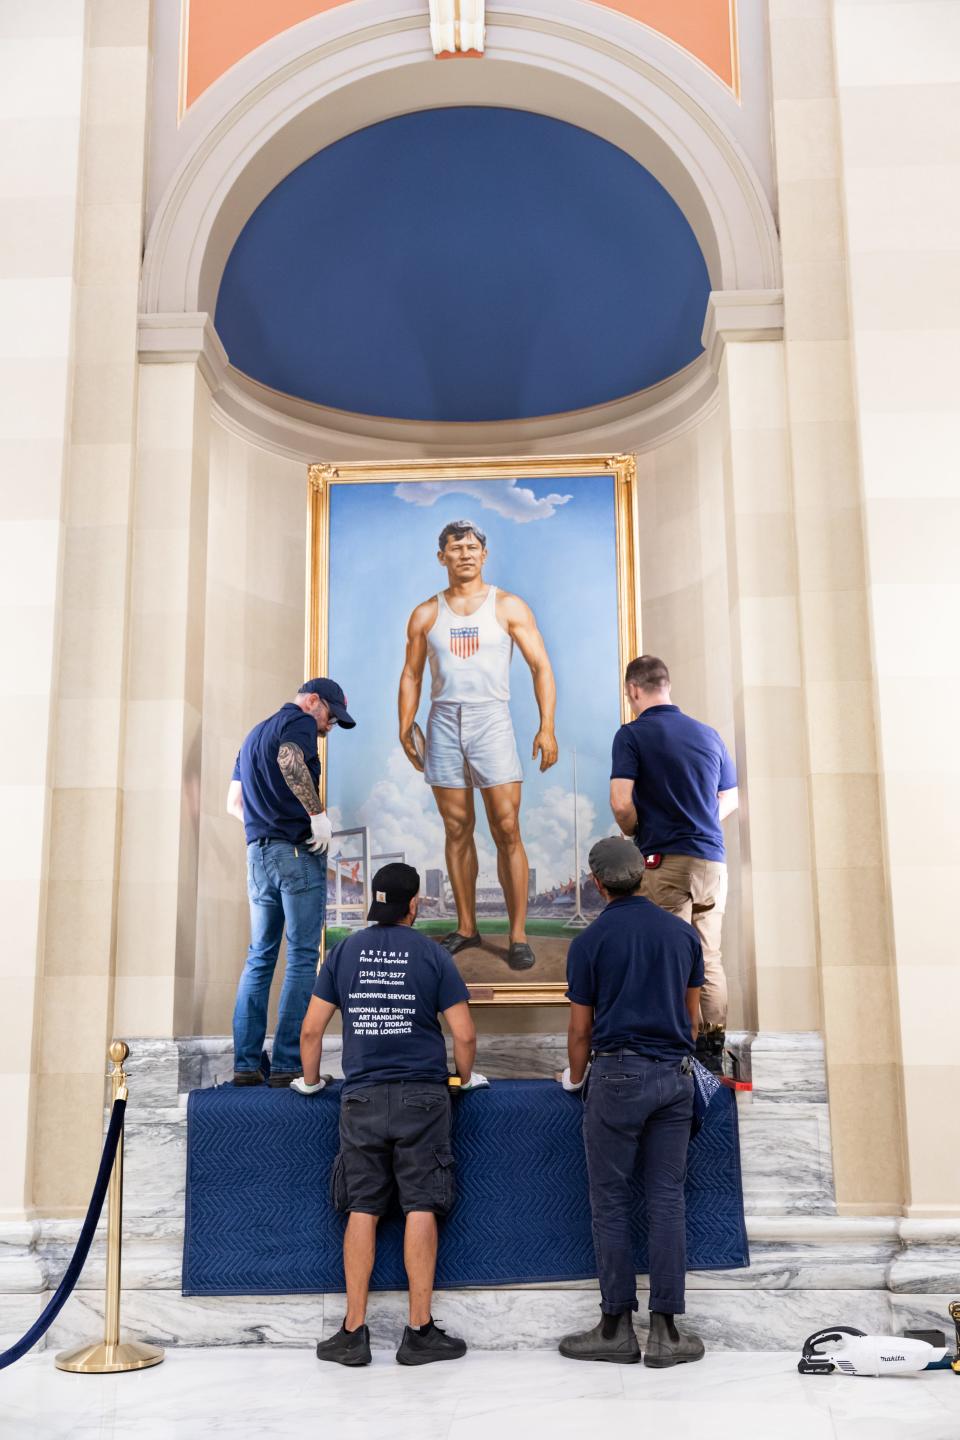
top-left (325, 473), bottom-right (622, 889)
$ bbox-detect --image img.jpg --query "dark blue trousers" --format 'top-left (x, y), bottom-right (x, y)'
top-left (583, 1051), bottom-right (694, 1316)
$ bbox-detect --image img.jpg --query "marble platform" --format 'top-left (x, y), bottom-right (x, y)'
top-left (6, 1348), bottom-right (960, 1440)
top-left (2, 1033), bottom-right (959, 1356)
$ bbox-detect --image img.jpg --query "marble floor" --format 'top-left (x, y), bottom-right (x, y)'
top-left (2, 1348), bottom-right (959, 1440)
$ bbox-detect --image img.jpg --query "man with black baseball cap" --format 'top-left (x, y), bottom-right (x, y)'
top-left (226, 678), bottom-right (355, 1087)
top-left (557, 837), bottom-right (706, 1370)
top-left (294, 862), bottom-right (485, 1368)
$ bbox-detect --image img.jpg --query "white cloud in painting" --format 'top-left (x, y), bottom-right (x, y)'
top-left (349, 746), bottom-right (499, 880)
top-left (333, 749), bottom-right (619, 898)
top-left (519, 783), bottom-right (617, 891)
top-left (393, 478), bottom-right (572, 525)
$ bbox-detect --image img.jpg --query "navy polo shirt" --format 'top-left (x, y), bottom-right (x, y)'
top-left (232, 703), bottom-right (320, 845)
top-left (314, 925), bottom-right (470, 1094)
top-left (611, 704), bottom-right (736, 861)
top-left (566, 895), bottom-right (704, 1059)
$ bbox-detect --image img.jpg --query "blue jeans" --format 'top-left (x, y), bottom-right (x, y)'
top-left (583, 1051), bottom-right (694, 1316)
top-left (232, 839), bottom-right (326, 1075)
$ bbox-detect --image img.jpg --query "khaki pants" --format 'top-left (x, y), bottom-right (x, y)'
top-left (640, 855), bottom-right (728, 1029)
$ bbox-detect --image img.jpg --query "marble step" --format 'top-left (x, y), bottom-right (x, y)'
top-left (111, 1032), bottom-right (835, 1236)
top-left (162, 1032), bottom-right (827, 1103)
top-left (7, 1215), bottom-right (959, 1295)
top-left (11, 1032), bottom-right (949, 1359)
top-left (2, 1284), bottom-right (956, 1356)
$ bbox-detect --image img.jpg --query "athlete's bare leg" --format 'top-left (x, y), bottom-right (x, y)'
top-left (480, 782), bottom-right (528, 945)
top-left (432, 785), bottom-right (478, 937)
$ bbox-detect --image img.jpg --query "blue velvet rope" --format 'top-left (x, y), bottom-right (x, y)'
top-left (0, 1096), bottom-right (126, 1370)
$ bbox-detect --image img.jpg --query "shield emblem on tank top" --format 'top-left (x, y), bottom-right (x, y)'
top-left (449, 625), bottom-right (480, 659)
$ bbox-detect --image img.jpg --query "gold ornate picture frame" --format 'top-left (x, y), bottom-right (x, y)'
top-left (307, 455), bottom-right (640, 1003)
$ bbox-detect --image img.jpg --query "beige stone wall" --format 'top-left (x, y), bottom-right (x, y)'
top-left (0, 3), bottom-right (85, 1217)
top-left (716, 334), bottom-right (821, 1041)
top-left (765, 0), bottom-right (906, 1212)
top-left (833, 0), bottom-right (960, 1216)
top-left (113, 361), bottom-right (212, 1042)
top-left (635, 410), bottom-right (751, 1030)
top-left (32, 0), bottom-right (152, 1215)
top-left (193, 421), bottom-right (309, 1037)
top-left (2, 0), bottom-right (956, 1223)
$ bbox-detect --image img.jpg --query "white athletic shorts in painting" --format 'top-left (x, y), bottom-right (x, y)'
top-left (424, 700), bottom-right (523, 790)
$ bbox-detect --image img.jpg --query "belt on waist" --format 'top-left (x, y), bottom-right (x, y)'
top-left (592, 1048), bottom-right (672, 1060)
top-left (592, 1048), bottom-right (693, 1074)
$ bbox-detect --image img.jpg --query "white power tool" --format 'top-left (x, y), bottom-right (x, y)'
top-left (799, 1326), bottom-right (946, 1376)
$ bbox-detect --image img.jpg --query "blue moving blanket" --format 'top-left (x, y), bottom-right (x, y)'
top-left (183, 1078), bottom-right (748, 1295)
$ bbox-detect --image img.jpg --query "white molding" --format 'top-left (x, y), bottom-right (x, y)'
top-left (137, 312), bottom-right (228, 394)
top-left (429, 0), bottom-right (485, 54)
top-left (209, 352), bottom-right (719, 461)
top-left (141, 0), bottom-right (780, 318)
top-left (701, 289), bottom-right (785, 373)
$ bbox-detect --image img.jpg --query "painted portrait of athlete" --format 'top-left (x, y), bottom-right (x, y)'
top-left (398, 519), bottom-right (558, 971)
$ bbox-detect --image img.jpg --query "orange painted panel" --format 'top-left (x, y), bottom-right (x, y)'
top-left (184, 0), bottom-right (351, 111)
top-left (596, 0), bottom-right (737, 89)
top-left (183, 0), bottom-right (737, 112)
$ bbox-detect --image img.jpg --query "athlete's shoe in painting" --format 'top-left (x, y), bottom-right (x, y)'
top-left (440, 932), bottom-right (482, 956)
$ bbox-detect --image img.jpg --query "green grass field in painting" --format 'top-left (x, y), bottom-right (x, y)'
top-left (325, 917), bottom-right (576, 946)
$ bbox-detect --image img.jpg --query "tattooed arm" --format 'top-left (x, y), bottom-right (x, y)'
top-left (276, 742), bottom-right (322, 816)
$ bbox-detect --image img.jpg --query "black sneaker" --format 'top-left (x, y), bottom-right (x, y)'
top-left (232, 1070), bottom-right (264, 1086)
top-left (396, 1321), bottom-right (467, 1365)
top-left (315, 1324), bottom-right (371, 1367)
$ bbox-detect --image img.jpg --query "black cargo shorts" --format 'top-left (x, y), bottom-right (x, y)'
top-left (330, 1081), bottom-right (455, 1217)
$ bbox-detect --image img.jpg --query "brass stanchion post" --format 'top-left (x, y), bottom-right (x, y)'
top-left (55, 1042), bottom-right (165, 1373)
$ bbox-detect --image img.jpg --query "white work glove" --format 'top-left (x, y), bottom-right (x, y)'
top-left (290, 1076), bottom-right (326, 1095)
top-left (459, 1071), bottom-right (489, 1092)
top-left (560, 1064), bottom-right (590, 1093)
top-left (307, 811), bottom-right (333, 855)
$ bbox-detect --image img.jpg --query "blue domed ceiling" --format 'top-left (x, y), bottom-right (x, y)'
top-left (215, 107), bottom-right (711, 423)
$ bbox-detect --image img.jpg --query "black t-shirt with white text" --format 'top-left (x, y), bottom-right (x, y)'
top-left (314, 925), bottom-right (470, 1093)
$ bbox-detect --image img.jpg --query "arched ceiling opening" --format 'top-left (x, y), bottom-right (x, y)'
top-left (214, 107), bottom-right (711, 423)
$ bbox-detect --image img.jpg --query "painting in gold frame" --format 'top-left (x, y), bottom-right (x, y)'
top-left (306, 455), bottom-right (640, 1004)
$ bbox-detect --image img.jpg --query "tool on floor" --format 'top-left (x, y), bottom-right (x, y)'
top-left (798, 1326), bottom-right (946, 1376)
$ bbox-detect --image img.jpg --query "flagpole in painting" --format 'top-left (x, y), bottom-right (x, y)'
top-left (565, 747), bottom-right (588, 930)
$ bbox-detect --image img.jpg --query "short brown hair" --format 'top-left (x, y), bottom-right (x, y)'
top-left (624, 655), bottom-right (670, 691)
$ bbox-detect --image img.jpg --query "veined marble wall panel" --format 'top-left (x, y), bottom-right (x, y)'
top-left (833, 0), bottom-right (960, 1217)
top-left (0, 1), bottom-right (84, 1218)
top-left (635, 408), bottom-right (749, 1029)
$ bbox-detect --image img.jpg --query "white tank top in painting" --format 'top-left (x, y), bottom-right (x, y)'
top-left (428, 586), bottom-right (513, 703)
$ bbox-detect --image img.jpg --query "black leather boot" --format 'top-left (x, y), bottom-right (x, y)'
top-left (559, 1311), bottom-right (641, 1363)
top-left (644, 1311), bottom-right (705, 1368)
